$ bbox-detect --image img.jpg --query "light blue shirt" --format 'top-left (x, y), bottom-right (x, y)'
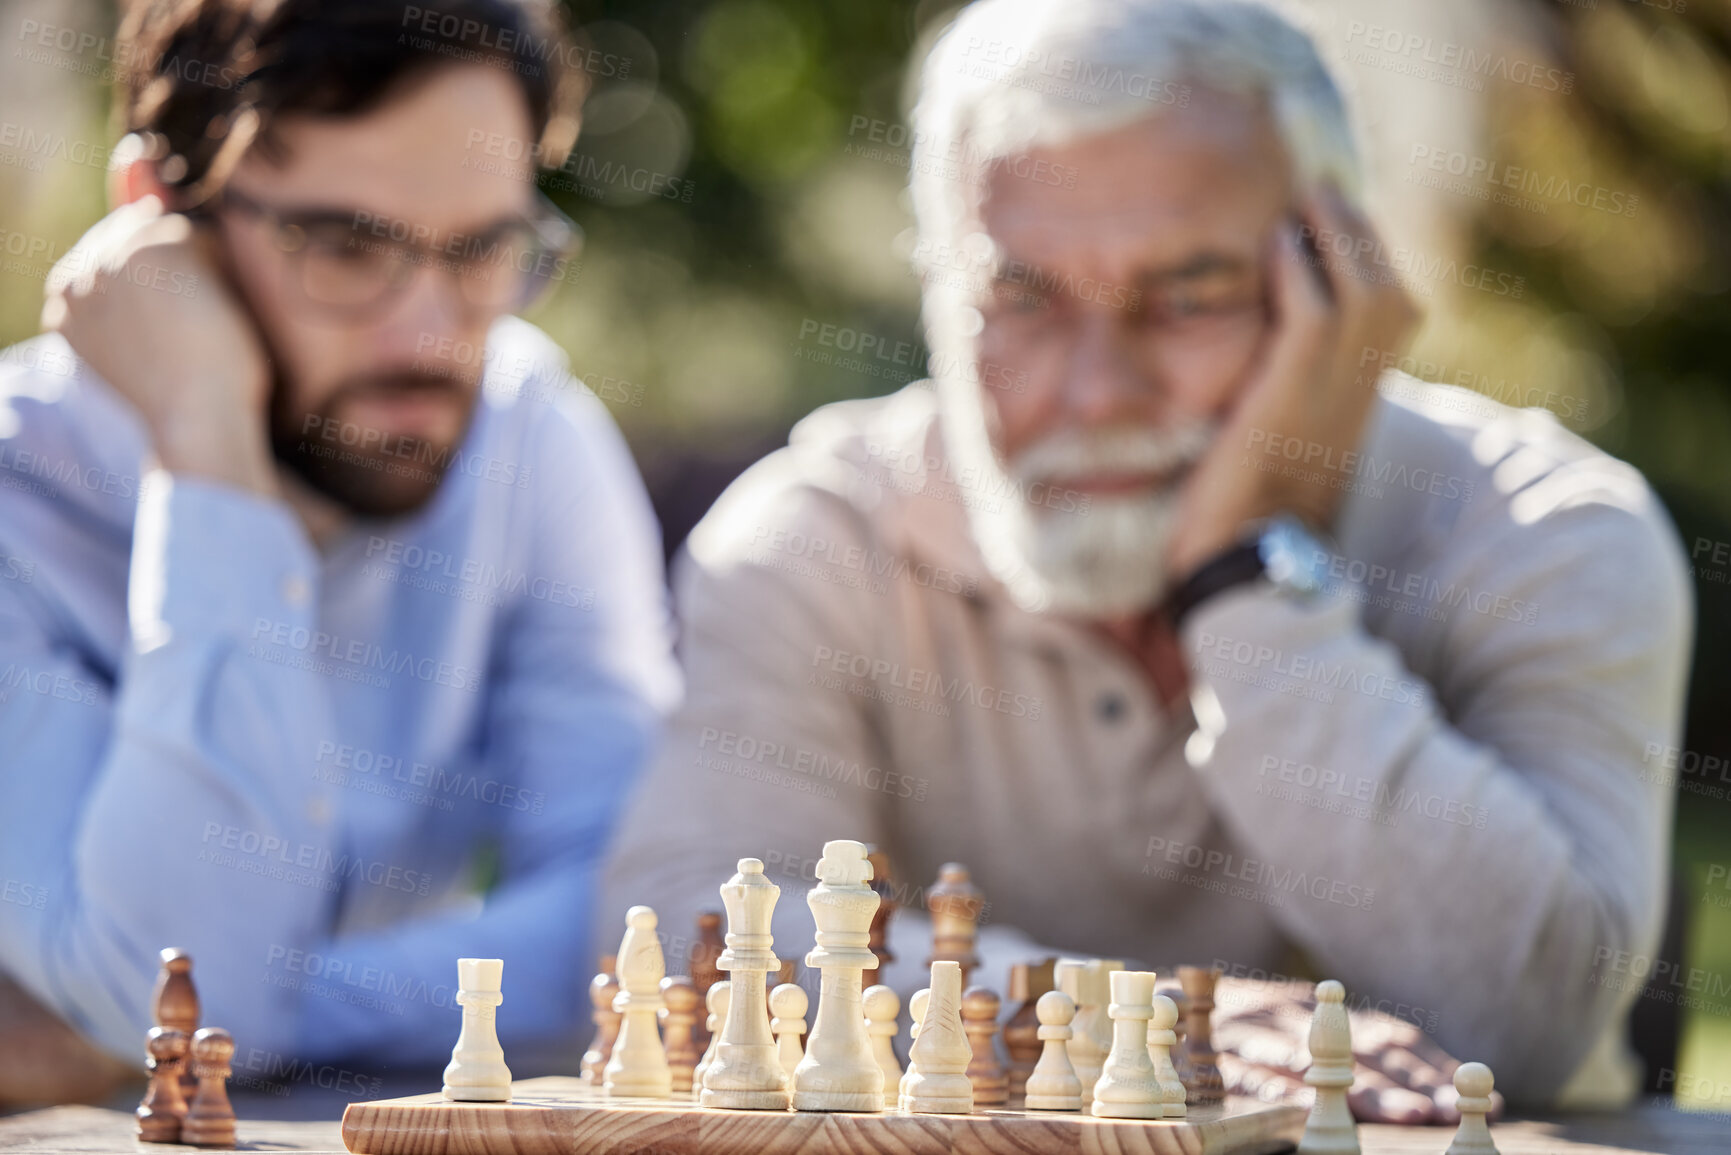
top-left (0, 318), bottom-right (679, 1068)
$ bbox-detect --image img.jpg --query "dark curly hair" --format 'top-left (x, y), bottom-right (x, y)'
top-left (115, 0), bottom-right (584, 203)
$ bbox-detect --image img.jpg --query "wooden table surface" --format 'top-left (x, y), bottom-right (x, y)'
top-left (2, 1090), bottom-right (1727, 1155)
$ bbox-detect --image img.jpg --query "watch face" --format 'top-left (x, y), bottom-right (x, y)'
top-left (1259, 516), bottom-right (1329, 596)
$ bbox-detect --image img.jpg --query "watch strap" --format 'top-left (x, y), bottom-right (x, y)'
top-left (1165, 540), bottom-right (1265, 630)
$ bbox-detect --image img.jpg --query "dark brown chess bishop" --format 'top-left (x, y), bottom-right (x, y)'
top-left (925, 863), bottom-right (984, 987)
top-left (151, 948), bottom-right (199, 1107)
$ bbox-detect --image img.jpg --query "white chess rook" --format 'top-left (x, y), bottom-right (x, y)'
top-left (603, 907), bottom-right (672, 1098)
top-left (1298, 980), bottom-right (1360, 1155)
top-left (701, 858), bottom-right (790, 1110)
top-left (903, 961), bottom-right (973, 1114)
top-left (1147, 994), bottom-right (1186, 1118)
top-left (1092, 969), bottom-right (1163, 1119)
top-left (862, 985), bottom-right (902, 1109)
top-left (896, 987), bottom-right (929, 1111)
top-left (442, 958), bottom-right (511, 1101)
top-left (792, 839), bottom-right (885, 1112)
top-left (1023, 990), bottom-right (1083, 1111)
top-left (1056, 959), bottom-right (1107, 1100)
top-left (1445, 1063), bottom-right (1499, 1155)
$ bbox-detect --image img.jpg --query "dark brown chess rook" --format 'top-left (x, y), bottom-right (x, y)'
top-left (152, 948), bottom-right (199, 1106)
top-left (1159, 984), bottom-right (1194, 1088)
top-left (961, 986), bottom-right (1009, 1104)
top-left (660, 976), bottom-right (701, 1093)
top-left (581, 956), bottom-right (621, 1083)
top-left (136, 1027), bottom-right (189, 1143)
top-left (925, 862), bottom-right (984, 986)
top-left (689, 911), bottom-right (725, 1051)
top-left (1003, 958), bottom-right (1056, 1097)
top-left (1177, 965), bottom-right (1224, 1104)
top-left (864, 846), bottom-right (897, 977)
top-left (182, 1028), bottom-right (236, 1148)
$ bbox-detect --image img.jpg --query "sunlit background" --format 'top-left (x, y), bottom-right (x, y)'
top-left (2, 0), bottom-right (1728, 1106)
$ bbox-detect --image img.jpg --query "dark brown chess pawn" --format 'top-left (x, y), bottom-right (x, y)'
top-left (1177, 965), bottom-right (1224, 1104)
top-left (961, 986), bottom-right (1009, 1105)
top-left (136, 1027), bottom-right (189, 1143)
top-left (864, 846), bottom-right (897, 978)
top-left (182, 1028), bottom-right (236, 1148)
top-left (1003, 959), bottom-right (1055, 1098)
top-left (688, 912), bottom-right (725, 1050)
top-left (580, 957), bottom-right (620, 1083)
top-left (659, 976), bottom-right (701, 1093)
top-left (152, 948), bottom-right (200, 1107)
top-left (926, 863), bottom-right (984, 986)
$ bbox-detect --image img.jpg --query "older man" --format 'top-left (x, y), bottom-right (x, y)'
top-left (601, 0), bottom-right (1689, 1116)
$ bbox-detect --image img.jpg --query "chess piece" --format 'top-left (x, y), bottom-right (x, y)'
top-left (690, 911), bottom-right (726, 1050)
top-left (1156, 983), bottom-right (1194, 1089)
top-left (443, 958), bottom-right (512, 1101)
top-left (152, 949), bottom-right (199, 1107)
top-left (1057, 960), bottom-right (1108, 1099)
top-left (1005, 959), bottom-right (1055, 1097)
top-left (136, 1027), bottom-right (189, 1143)
top-left (702, 858), bottom-right (789, 1109)
top-left (1147, 994), bottom-right (1186, 1118)
top-left (1297, 980), bottom-right (1359, 1155)
top-left (1092, 969), bottom-right (1162, 1119)
top-left (181, 1028), bottom-right (236, 1148)
top-left (769, 983), bottom-right (808, 1081)
top-left (862, 984), bottom-right (901, 1108)
top-left (865, 846), bottom-right (897, 976)
top-left (925, 863), bottom-right (984, 985)
top-left (1446, 1063), bottom-right (1499, 1155)
top-left (660, 977), bottom-right (701, 1093)
top-left (1023, 990), bottom-right (1083, 1110)
top-left (693, 980), bottom-right (730, 1090)
top-left (961, 987), bottom-right (1008, 1104)
top-left (897, 987), bottom-right (929, 1110)
top-left (605, 907), bottom-right (673, 1098)
top-left (793, 839), bottom-right (885, 1111)
top-left (1178, 964), bottom-right (1225, 1104)
top-left (904, 961), bottom-right (973, 1114)
top-left (581, 956), bottom-right (620, 1083)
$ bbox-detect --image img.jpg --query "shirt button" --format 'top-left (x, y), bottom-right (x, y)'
top-left (282, 574), bottom-right (311, 607)
top-left (307, 796), bottom-right (332, 826)
top-left (1097, 692), bottom-right (1127, 723)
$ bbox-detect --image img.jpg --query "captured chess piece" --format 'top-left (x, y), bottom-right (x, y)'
top-left (605, 907), bottom-right (672, 1098)
top-left (862, 985), bottom-right (901, 1108)
top-left (581, 956), bottom-right (620, 1083)
top-left (925, 863), bottom-right (984, 986)
top-left (904, 962), bottom-right (973, 1114)
top-left (1147, 994), bottom-right (1186, 1118)
top-left (897, 987), bottom-right (929, 1110)
top-left (769, 983), bottom-right (808, 1082)
top-left (864, 846), bottom-right (897, 977)
top-left (1177, 964), bottom-right (1224, 1104)
top-left (1446, 1063), bottom-right (1499, 1155)
top-left (181, 1028), bottom-right (236, 1148)
top-left (152, 949), bottom-right (200, 1108)
top-left (793, 839), bottom-right (884, 1111)
top-left (693, 980), bottom-right (730, 1090)
top-left (702, 858), bottom-right (789, 1110)
top-left (961, 987), bottom-right (1008, 1104)
top-left (1023, 990), bottom-right (1083, 1111)
top-left (1004, 959), bottom-right (1055, 1098)
top-left (1092, 969), bottom-right (1163, 1119)
top-left (136, 1026), bottom-right (189, 1143)
top-left (443, 958), bottom-right (512, 1101)
top-left (1057, 960), bottom-right (1108, 1100)
top-left (1298, 980), bottom-right (1360, 1155)
top-left (660, 977), bottom-right (701, 1093)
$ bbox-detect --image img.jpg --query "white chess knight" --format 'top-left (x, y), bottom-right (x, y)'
top-left (903, 961), bottom-right (973, 1114)
top-left (604, 907), bottom-right (673, 1098)
top-left (1023, 989), bottom-right (1082, 1111)
top-left (702, 858), bottom-right (789, 1110)
top-left (862, 984), bottom-right (902, 1109)
top-left (442, 958), bottom-right (511, 1101)
top-left (1298, 980), bottom-right (1359, 1155)
top-left (1091, 969), bottom-right (1163, 1119)
top-left (791, 840), bottom-right (885, 1111)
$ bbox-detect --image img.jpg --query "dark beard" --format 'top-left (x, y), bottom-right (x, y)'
top-left (269, 369), bottom-right (477, 519)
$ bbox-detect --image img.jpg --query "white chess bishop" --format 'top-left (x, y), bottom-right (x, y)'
top-left (441, 958), bottom-right (511, 1101)
top-left (603, 907), bottom-right (672, 1098)
top-left (702, 858), bottom-right (789, 1110)
top-left (791, 840), bottom-right (884, 1112)
top-left (1298, 980), bottom-right (1359, 1155)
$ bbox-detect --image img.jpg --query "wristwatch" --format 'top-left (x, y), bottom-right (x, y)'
top-left (1165, 514), bottom-right (1334, 629)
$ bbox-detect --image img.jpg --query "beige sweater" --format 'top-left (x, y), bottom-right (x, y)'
top-left (599, 377), bottom-right (1690, 1106)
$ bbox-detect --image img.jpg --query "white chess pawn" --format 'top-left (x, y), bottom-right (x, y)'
top-left (1298, 980), bottom-right (1359, 1155)
top-left (1147, 993), bottom-right (1186, 1118)
top-left (769, 983), bottom-right (808, 1083)
top-left (604, 907), bottom-right (672, 1098)
top-left (1056, 960), bottom-right (1107, 1100)
top-left (1445, 1063), bottom-right (1499, 1155)
top-left (793, 840), bottom-right (884, 1111)
top-left (702, 858), bottom-right (789, 1110)
top-left (442, 958), bottom-right (511, 1101)
top-left (692, 981), bottom-right (730, 1090)
top-left (1091, 969), bottom-right (1162, 1119)
top-left (862, 985), bottom-right (901, 1109)
top-left (904, 961), bottom-right (973, 1114)
top-left (1023, 990), bottom-right (1082, 1111)
top-left (897, 988), bottom-right (929, 1111)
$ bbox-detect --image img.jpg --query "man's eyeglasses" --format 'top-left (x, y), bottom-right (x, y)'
top-left (208, 186), bottom-right (582, 319)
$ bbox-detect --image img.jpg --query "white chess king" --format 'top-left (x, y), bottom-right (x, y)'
top-left (701, 858), bottom-right (789, 1110)
top-left (792, 839), bottom-right (885, 1111)
top-left (441, 958), bottom-right (511, 1101)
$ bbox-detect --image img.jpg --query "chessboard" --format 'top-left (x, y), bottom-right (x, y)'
top-left (338, 1076), bottom-right (1305, 1155)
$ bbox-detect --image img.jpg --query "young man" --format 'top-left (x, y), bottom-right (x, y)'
top-left (0, 0), bottom-right (676, 1077)
top-left (601, 0), bottom-right (1690, 1116)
